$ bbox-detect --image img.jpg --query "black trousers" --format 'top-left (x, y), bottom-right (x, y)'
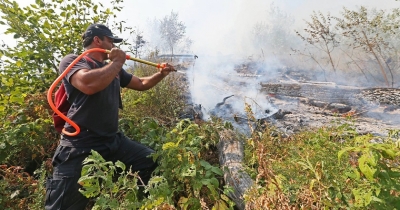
top-left (45, 132), bottom-right (157, 210)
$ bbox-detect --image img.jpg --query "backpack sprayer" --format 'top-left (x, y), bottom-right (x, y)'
top-left (47, 48), bottom-right (166, 136)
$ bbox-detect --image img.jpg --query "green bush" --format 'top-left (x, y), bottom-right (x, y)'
top-left (0, 93), bottom-right (58, 169)
top-left (120, 64), bottom-right (188, 126)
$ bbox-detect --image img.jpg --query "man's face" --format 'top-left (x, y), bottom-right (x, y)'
top-left (102, 36), bottom-right (115, 50)
top-left (98, 36), bottom-right (115, 60)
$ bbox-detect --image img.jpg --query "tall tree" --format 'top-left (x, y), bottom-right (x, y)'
top-left (159, 11), bottom-right (186, 58)
top-left (134, 34), bottom-right (146, 58)
top-left (251, 3), bottom-right (296, 57)
top-left (296, 11), bottom-right (339, 72)
top-left (335, 6), bottom-right (397, 87)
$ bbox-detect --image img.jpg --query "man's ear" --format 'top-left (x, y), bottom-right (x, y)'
top-left (93, 36), bottom-right (101, 46)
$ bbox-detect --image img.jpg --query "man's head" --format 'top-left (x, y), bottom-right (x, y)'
top-left (82, 23), bottom-right (123, 48)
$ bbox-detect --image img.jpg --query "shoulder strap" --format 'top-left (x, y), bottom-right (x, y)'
top-left (83, 55), bottom-right (99, 69)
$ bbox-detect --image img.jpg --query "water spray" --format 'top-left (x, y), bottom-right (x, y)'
top-left (47, 48), bottom-right (168, 136)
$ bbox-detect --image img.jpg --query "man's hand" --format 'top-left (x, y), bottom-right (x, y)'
top-left (160, 63), bottom-right (176, 76)
top-left (108, 48), bottom-right (126, 64)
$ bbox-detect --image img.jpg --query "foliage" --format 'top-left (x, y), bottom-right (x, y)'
top-left (335, 6), bottom-right (399, 87)
top-left (147, 119), bottom-right (232, 209)
top-left (0, 93), bottom-right (57, 169)
top-left (78, 150), bottom-right (141, 210)
top-left (133, 34), bottom-right (146, 58)
top-left (338, 133), bottom-right (400, 208)
top-left (0, 163), bottom-right (48, 210)
top-left (0, 0), bottom-right (124, 93)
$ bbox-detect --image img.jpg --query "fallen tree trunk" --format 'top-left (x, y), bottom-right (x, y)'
top-left (218, 129), bottom-right (253, 210)
top-left (260, 82), bottom-right (400, 106)
top-left (260, 81), bottom-right (364, 106)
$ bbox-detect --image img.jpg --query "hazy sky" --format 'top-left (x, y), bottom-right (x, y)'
top-left (107, 0), bottom-right (399, 55)
top-left (1, 0), bottom-right (399, 55)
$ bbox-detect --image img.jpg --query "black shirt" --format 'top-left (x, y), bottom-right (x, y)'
top-left (58, 54), bottom-right (133, 147)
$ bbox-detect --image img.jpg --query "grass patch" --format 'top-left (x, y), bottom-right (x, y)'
top-left (243, 121), bottom-right (400, 209)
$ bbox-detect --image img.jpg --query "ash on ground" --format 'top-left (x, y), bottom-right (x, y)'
top-left (265, 95), bottom-right (400, 137)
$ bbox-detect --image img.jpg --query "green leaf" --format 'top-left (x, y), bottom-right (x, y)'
top-left (212, 200), bottom-right (229, 210)
top-left (345, 168), bottom-right (360, 180)
top-left (115, 160), bottom-right (126, 171)
top-left (338, 146), bottom-right (355, 160)
top-left (200, 160), bottom-right (212, 170)
top-left (43, 20), bottom-right (50, 28)
top-left (211, 167), bottom-right (223, 176)
top-left (352, 188), bottom-right (373, 207)
top-left (358, 153), bottom-right (377, 181)
top-left (16, 60), bottom-right (22, 68)
top-left (380, 148), bottom-right (396, 159)
top-left (210, 177), bottom-right (219, 188)
top-left (182, 164), bottom-right (196, 177)
top-left (201, 179), bottom-right (211, 185)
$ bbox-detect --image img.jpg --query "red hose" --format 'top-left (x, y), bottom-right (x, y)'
top-left (47, 48), bottom-right (107, 136)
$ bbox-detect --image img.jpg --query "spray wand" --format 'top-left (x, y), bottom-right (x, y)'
top-left (47, 48), bottom-right (166, 136)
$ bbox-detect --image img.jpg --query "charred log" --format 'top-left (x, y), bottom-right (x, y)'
top-left (218, 129), bottom-right (253, 210)
top-left (261, 82), bottom-right (400, 107)
top-left (260, 82), bottom-right (364, 106)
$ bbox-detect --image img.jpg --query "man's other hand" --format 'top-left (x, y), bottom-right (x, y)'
top-left (160, 63), bottom-right (176, 76)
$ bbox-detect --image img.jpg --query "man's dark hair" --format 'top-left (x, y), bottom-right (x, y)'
top-left (82, 33), bottom-right (105, 48)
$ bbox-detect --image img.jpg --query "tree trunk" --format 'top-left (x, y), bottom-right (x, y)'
top-left (218, 129), bottom-right (253, 210)
top-left (362, 31), bottom-right (389, 87)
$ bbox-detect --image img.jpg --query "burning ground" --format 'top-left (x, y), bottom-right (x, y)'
top-left (184, 58), bottom-right (400, 137)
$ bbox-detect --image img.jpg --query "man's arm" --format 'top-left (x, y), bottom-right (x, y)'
top-left (126, 63), bottom-right (175, 91)
top-left (70, 48), bottom-right (126, 95)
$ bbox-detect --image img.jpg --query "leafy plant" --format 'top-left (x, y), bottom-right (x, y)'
top-left (78, 150), bottom-right (141, 210)
top-left (338, 134), bottom-right (400, 208)
top-left (142, 119), bottom-right (233, 209)
top-left (244, 105), bottom-right (400, 209)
